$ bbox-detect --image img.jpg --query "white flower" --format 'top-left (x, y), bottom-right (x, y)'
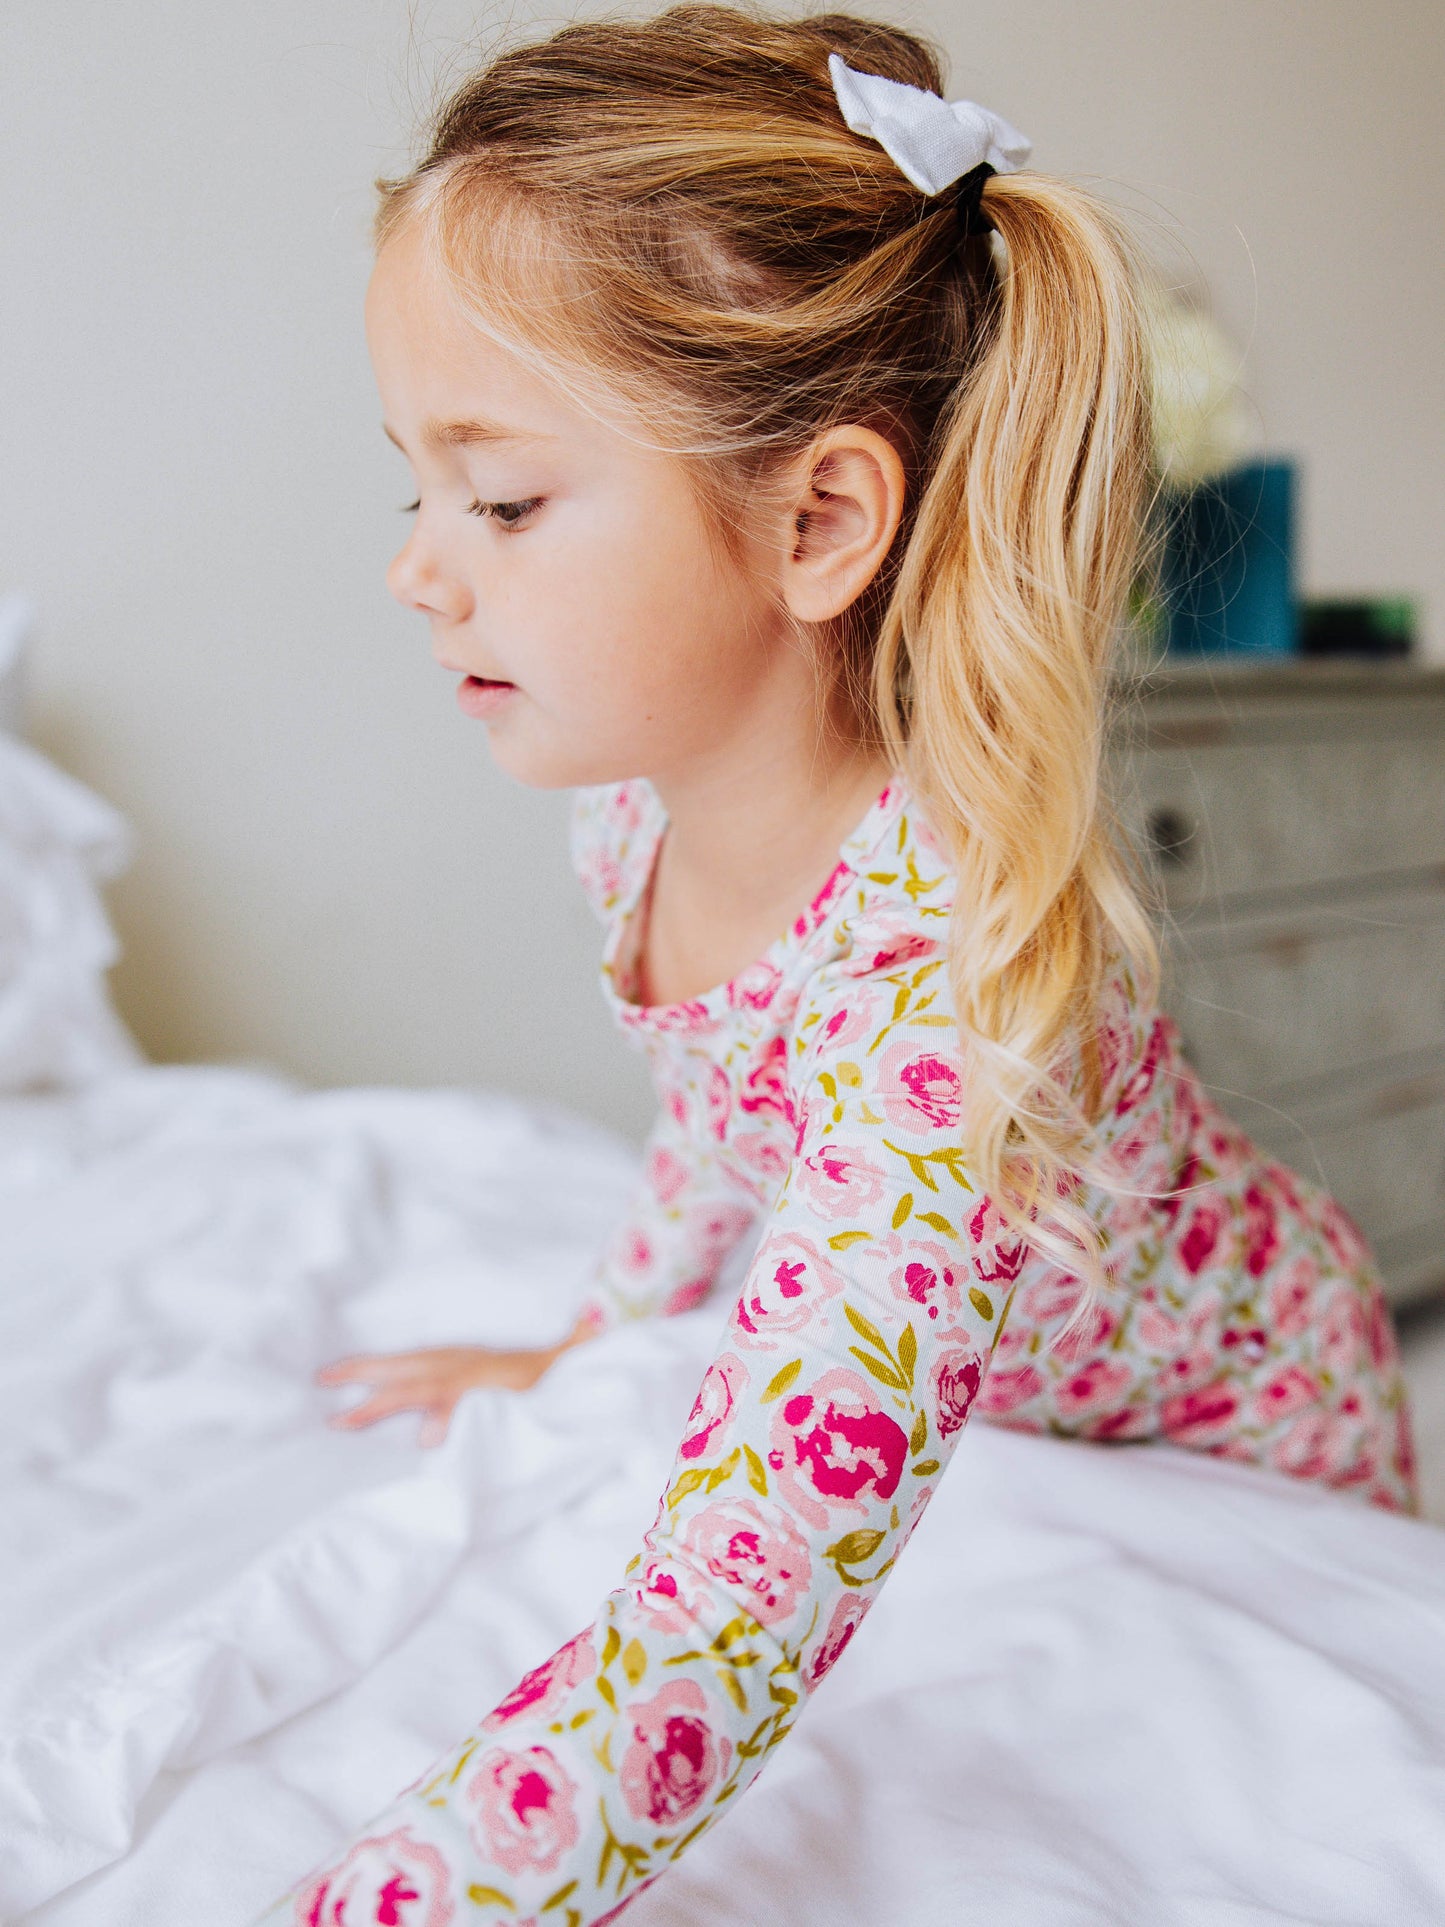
top-left (1141, 286), bottom-right (1258, 490)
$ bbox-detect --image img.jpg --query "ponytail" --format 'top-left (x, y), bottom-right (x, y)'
top-left (873, 173), bottom-right (1158, 1309)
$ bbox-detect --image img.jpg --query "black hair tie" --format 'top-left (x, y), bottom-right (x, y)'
top-left (954, 162), bottom-right (996, 240)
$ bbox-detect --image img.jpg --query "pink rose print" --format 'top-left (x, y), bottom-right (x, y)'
top-left (728, 958), bottom-right (783, 1012)
top-left (865, 926), bottom-right (933, 973)
top-left (678, 1496), bottom-right (812, 1624)
top-left (738, 1035), bottom-right (795, 1126)
top-left (1052, 1356), bottom-right (1133, 1419)
top-left (647, 1146), bottom-right (689, 1205)
top-left (661, 1279), bottom-right (711, 1316)
top-left (932, 1348), bottom-right (984, 1436)
top-left (795, 1142), bottom-right (888, 1220)
top-left (975, 1363), bottom-right (1045, 1416)
top-left (820, 1001), bottom-right (870, 1049)
top-left (604, 781), bottom-right (647, 836)
top-left (1270, 1410), bottom-right (1331, 1483)
top-left (883, 1237), bottom-right (964, 1323)
top-left (614, 1228), bottom-right (654, 1277)
top-left (578, 851), bottom-right (625, 912)
top-left (1317, 1287), bottom-right (1365, 1375)
top-left (705, 1063), bottom-right (732, 1141)
top-left (465, 1746), bottom-right (580, 1878)
top-left (1019, 1274), bottom-right (1085, 1325)
top-left (736, 1231), bottom-right (846, 1346)
top-left (731, 1130), bottom-right (790, 1184)
top-left (629, 1556), bottom-right (701, 1638)
top-left (1177, 1194), bottom-right (1230, 1276)
top-left (796, 859), bottom-right (851, 937)
top-left (806, 1592), bottom-right (872, 1687)
top-left (1134, 1301), bottom-right (1185, 1352)
top-left (768, 1367), bottom-right (909, 1527)
top-left (298, 1829), bottom-right (454, 1927)
top-left (1319, 1195), bottom-right (1368, 1271)
top-left (688, 1199), bottom-right (756, 1257)
top-left (1268, 1257), bottom-right (1318, 1338)
top-left (1114, 1015), bottom-right (1167, 1116)
top-left (620, 1679), bottom-right (727, 1826)
top-left (680, 1353), bottom-right (747, 1461)
top-left (627, 997), bottom-right (716, 1035)
top-left (483, 1631), bottom-right (596, 1732)
top-left (877, 1041), bottom-right (964, 1132)
top-left (1252, 1364), bottom-right (1322, 1427)
top-left (1160, 1379), bottom-right (1240, 1444)
top-left (1242, 1180), bottom-right (1281, 1278)
top-left (1050, 1301), bottom-right (1118, 1362)
top-left (967, 1198), bottom-right (1027, 1285)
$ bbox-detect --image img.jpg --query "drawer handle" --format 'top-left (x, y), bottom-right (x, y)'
top-left (1147, 806), bottom-right (1197, 868)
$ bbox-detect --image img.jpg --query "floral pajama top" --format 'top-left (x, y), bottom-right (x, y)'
top-left (258, 772), bottom-right (1418, 1927)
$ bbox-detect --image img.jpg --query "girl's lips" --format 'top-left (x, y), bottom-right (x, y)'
top-left (456, 674), bottom-right (517, 719)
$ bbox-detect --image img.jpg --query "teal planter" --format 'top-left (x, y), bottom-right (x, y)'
top-left (1161, 459), bottom-right (1298, 656)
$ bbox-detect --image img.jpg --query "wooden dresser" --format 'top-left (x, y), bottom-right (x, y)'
top-left (1114, 660), bottom-right (1445, 1312)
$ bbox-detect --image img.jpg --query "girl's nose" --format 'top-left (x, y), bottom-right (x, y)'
top-left (386, 529), bottom-right (472, 623)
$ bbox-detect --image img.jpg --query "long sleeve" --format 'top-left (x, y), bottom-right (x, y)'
top-left (577, 1099), bottom-right (763, 1333)
top-left (253, 951), bottom-right (1023, 1926)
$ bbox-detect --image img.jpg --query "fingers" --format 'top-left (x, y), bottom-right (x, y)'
top-left (315, 1352), bottom-right (424, 1386)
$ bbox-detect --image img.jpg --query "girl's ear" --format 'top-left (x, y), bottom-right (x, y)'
top-left (778, 425), bottom-right (907, 624)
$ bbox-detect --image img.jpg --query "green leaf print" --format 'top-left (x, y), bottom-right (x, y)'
top-left (827, 1527), bottom-right (887, 1565)
top-left (849, 1347), bottom-right (908, 1392)
top-left (844, 1302), bottom-right (889, 1352)
top-left (911, 1458), bottom-right (941, 1476)
top-left (762, 1358), bottom-right (802, 1402)
top-left (968, 1286), bottom-right (995, 1322)
top-left (666, 1466), bottom-right (710, 1509)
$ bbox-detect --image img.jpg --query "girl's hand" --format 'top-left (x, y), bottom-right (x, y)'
top-left (316, 1314), bottom-right (597, 1448)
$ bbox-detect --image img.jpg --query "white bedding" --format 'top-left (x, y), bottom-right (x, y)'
top-left (2, 1066), bottom-right (1444, 1927)
top-left (2, 735), bottom-right (1444, 1926)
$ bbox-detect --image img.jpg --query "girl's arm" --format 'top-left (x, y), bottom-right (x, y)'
top-left (254, 960), bottom-right (1017, 1925)
top-left (316, 1107), bottom-right (761, 1447)
top-left (575, 1097), bottom-right (763, 1333)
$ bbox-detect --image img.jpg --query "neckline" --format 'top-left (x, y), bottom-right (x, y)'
top-left (602, 771), bottom-right (909, 1025)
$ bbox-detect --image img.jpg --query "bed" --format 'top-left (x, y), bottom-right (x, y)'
top-left (2, 719), bottom-right (1444, 1926)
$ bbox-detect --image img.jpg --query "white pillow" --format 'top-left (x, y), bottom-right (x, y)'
top-left (0, 728), bottom-right (142, 1090)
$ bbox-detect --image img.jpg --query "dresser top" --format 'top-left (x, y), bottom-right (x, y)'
top-left (1123, 655), bottom-right (1445, 704)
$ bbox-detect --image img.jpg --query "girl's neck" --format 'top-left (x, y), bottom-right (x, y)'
top-left (639, 704), bottom-right (894, 1006)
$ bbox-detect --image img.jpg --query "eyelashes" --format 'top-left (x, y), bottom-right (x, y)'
top-left (469, 495), bottom-right (544, 528)
top-left (399, 496), bottom-right (544, 531)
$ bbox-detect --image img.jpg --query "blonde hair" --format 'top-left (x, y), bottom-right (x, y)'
top-left (376, 5), bottom-right (1159, 1311)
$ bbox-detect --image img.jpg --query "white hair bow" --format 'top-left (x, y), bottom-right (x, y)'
top-left (827, 52), bottom-right (1031, 197)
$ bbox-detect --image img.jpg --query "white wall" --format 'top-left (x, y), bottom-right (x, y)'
top-left (2, 1), bottom-right (1441, 1137)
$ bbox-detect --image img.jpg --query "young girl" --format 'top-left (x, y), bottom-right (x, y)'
top-left (262, 8), bottom-right (1418, 1920)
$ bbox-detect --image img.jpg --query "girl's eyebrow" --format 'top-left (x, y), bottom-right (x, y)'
top-left (383, 417), bottom-right (554, 453)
